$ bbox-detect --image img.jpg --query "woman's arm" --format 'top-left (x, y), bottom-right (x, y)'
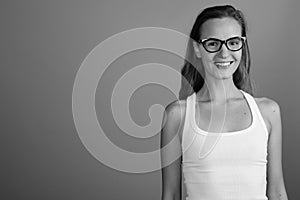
top-left (262, 99), bottom-right (289, 200)
top-left (160, 101), bottom-right (185, 200)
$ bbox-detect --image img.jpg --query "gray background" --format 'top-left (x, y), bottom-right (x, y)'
top-left (2, 0), bottom-right (299, 199)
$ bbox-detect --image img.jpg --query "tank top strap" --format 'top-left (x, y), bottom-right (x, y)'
top-left (181, 93), bottom-right (197, 153)
top-left (239, 90), bottom-right (269, 138)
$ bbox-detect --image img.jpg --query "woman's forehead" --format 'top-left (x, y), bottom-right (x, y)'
top-left (200, 17), bottom-right (242, 39)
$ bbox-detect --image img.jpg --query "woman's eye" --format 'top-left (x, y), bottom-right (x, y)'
top-left (229, 40), bottom-right (240, 46)
top-left (207, 41), bottom-right (218, 46)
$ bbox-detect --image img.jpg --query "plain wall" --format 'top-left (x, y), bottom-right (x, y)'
top-left (2, 0), bottom-right (299, 199)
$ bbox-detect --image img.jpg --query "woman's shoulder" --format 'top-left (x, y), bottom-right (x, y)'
top-left (164, 99), bottom-right (187, 122)
top-left (254, 96), bottom-right (281, 133)
top-left (161, 99), bottom-right (187, 138)
top-left (254, 96), bottom-right (280, 115)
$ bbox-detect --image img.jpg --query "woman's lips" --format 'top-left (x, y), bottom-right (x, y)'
top-left (214, 61), bottom-right (234, 68)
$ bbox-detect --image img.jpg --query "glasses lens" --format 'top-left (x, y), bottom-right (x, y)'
top-left (203, 39), bottom-right (221, 52)
top-left (227, 37), bottom-right (243, 51)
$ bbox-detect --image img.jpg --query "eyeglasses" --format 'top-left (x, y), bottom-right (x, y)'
top-left (199, 36), bottom-right (246, 53)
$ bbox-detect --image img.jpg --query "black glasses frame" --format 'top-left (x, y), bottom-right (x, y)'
top-left (199, 36), bottom-right (246, 53)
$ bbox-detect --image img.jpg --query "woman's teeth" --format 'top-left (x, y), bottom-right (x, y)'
top-left (215, 61), bottom-right (233, 68)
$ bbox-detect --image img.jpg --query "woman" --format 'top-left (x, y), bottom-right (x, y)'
top-left (160, 5), bottom-right (288, 200)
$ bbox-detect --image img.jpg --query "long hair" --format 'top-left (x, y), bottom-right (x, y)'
top-left (179, 5), bottom-right (254, 100)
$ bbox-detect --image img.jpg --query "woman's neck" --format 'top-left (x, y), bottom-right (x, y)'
top-left (196, 77), bottom-right (241, 105)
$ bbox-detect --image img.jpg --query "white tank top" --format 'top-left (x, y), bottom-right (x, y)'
top-left (181, 90), bottom-right (269, 200)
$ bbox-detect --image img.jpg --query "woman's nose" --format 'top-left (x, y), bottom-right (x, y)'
top-left (218, 44), bottom-right (230, 58)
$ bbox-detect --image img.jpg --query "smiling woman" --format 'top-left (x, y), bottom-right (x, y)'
top-left (160, 4), bottom-right (289, 200)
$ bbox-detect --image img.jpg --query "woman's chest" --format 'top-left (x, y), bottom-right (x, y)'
top-left (194, 100), bottom-right (252, 133)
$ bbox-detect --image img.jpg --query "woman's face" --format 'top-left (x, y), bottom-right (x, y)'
top-left (193, 17), bottom-right (243, 80)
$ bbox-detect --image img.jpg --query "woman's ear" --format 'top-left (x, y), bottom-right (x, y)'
top-left (192, 41), bottom-right (201, 58)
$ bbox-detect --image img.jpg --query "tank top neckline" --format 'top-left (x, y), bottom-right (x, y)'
top-left (190, 89), bottom-right (257, 136)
